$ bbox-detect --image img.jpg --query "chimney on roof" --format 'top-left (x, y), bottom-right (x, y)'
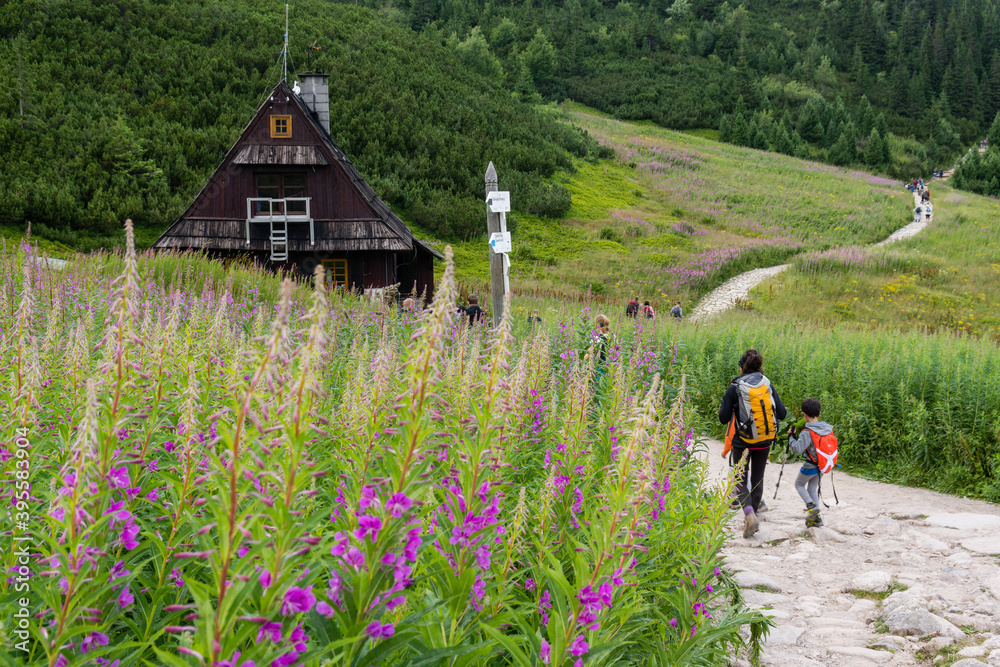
top-left (298, 72), bottom-right (330, 135)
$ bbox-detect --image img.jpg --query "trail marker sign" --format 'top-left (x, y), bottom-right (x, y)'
top-left (489, 231), bottom-right (511, 254)
top-left (485, 191), bottom-right (510, 213)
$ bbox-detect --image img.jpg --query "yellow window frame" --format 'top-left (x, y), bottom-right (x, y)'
top-left (322, 259), bottom-right (348, 289)
top-left (270, 115), bottom-right (292, 139)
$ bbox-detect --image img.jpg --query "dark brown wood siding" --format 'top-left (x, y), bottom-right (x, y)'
top-left (186, 96), bottom-right (379, 222)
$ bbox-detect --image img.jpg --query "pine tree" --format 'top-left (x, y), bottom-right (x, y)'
top-left (987, 111), bottom-right (1000, 150)
top-left (865, 128), bottom-right (887, 169)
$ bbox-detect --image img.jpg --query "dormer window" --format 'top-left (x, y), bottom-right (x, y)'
top-left (270, 115), bottom-right (291, 138)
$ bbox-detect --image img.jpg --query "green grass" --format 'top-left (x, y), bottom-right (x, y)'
top-left (751, 183), bottom-right (1000, 342)
top-left (848, 581), bottom-right (907, 601)
top-left (442, 103), bottom-right (910, 314)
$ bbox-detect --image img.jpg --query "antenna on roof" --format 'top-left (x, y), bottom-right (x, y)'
top-left (282, 3), bottom-right (289, 81)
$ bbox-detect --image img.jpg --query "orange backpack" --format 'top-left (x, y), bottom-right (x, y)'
top-left (808, 430), bottom-right (839, 474)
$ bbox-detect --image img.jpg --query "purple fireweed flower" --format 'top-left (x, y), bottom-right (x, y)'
top-left (80, 631), bottom-right (110, 654)
top-left (257, 621), bottom-right (283, 643)
top-left (670, 618), bottom-right (677, 627)
top-left (365, 621), bottom-right (395, 640)
top-left (569, 635), bottom-right (589, 657)
top-left (260, 569), bottom-right (273, 589)
top-left (714, 567), bottom-right (722, 577)
top-left (359, 485), bottom-right (380, 511)
top-left (281, 586), bottom-right (316, 615)
top-left (572, 487), bottom-right (584, 513)
top-left (474, 545), bottom-right (491, 570)
top-left (237, 546), bottom-right (249, 558)
top-left (168, 569), bottom-right (184, 588)
top-left (386, 595), bottom-right (406, 611)
top-left (120, 519), bottom-right (140, 550)
top-left (216, 651), bottom-right (255, 667)
top-left (539, 590), bottom-right (552, 625)
top-left (148, 460), bottom-right (159, 472)
top-left (316, 601), bottom-right (335, 618)
top-left (525, 578), bottom-right (535, 592)
top-left (103, 501), bottom-right (130, 526)
top-left (386, 492), bottom-right (412, 518)
top-left (118, 586), bottom-right (134, 609)
top-left (706, 583), bottom-right (714, 593)
top-left (355, 514), bottom-right (382, 543)
top-left (344, 546), bottom-right (365, 569)
top-left (330, 531), bottom-right (349, 556)
top-left (108, 466), bottom-right (130, 489)
top-left (404, 528), bottom-right (421, 561)
top-left (540, 640), bottom-right (551, 664)
top-left (146, 487), bottom-right (159, 502)
top-left (109, 561), bottom-right (129, 581)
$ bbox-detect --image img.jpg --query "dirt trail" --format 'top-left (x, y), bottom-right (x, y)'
top-left (689, 191), bottom-right (930, 323)
top-left (699, 437), bottom-right (1000, 667)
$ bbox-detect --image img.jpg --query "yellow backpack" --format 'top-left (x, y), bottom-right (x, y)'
top-left (735, 375), bottom-right (777, 444)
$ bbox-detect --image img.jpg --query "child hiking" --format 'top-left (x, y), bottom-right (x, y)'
top-left (718, 349), bottom-right (787, 538)
top-left (788, 398), bottom-right (838, 528)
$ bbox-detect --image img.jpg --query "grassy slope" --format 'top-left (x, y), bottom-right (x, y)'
top-left (750, 183), bottom-right (1000, 342)
top-left (445, 104), bottom-right (910, 309)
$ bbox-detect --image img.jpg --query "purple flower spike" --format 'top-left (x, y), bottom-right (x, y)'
top-left (281, 586), bottom-right (316, 615)
top-left (257, 621), bottom-right (283, 643)
top-left (540, 640), bottom-right (551, 664)
top-left (344, 546), bottom-right (365, 569)
top-left (118, 586), bottom-right (134, 609)
top-left (569, 635), bottom-right (589, 657)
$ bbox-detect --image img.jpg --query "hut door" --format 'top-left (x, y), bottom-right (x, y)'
top-left (322, 259), bottom-right (348, 289)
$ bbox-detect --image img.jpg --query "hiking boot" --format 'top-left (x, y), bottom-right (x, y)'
top-left (743, 511), bottom-right (760, 538)
top-left (757, 500), bottom-right (769, 513)
top-left (805, 503), bottom-right (823, 528)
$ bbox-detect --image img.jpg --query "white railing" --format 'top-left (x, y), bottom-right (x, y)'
top-left (246, 197), bottom-right (314, 249)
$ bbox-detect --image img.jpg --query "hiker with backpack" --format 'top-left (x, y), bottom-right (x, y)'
top-left (625, 297), bottom-right (639, 318)
top-left (670, 301), bottom-right (683, 318)
top-left (642, 301), bottom-right (655, 320)
top-left (788, 398), bottom-right (838, 528)
top-left (718, 349), bottom-right (787, 538)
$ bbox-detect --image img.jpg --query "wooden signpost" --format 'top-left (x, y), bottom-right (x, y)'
top-left (485, 162), bottom-right (511, 327)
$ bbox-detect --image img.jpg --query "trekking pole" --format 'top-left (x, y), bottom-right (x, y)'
top-left (772, 421), bottom-right (788, 500)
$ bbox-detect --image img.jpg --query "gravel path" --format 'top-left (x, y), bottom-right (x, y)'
top-left (698, 437), bottom-right (1000, 667)
top-left (688, 191), bottom-right (931, 323)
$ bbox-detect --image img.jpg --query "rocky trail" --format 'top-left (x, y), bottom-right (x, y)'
top-left (688, 191), bottom-right (931, 323)
top-left (699, 437), bottom-right (1000, 667)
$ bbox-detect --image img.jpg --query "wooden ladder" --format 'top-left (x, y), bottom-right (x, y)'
top-left (269, 219), bottom-right (288, 262)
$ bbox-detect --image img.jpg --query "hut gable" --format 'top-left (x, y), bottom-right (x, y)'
top-left (153, 79), bottom-right (443, 273)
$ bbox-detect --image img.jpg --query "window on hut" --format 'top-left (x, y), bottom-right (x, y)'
top-left (323, 259), bottom-right (348, 289)
top-left (270, 115), bottom-right (291, 138)
top-left (254, 174), bottom-right (307, 215)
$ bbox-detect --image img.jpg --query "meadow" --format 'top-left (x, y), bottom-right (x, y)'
top-left (444, 104), bottom-right (910, 310)
top-left (0, 231), bottom-right (769, 667)
top-left (750, 183), bottom-right (1000, 342)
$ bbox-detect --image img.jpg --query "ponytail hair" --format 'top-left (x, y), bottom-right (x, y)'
top-left (739, 348), bottom-right (763, 374)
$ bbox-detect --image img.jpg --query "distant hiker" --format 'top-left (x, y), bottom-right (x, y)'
top-left (788, 398), bottom-right (838, 528)
top-left (465, 295), bottom-right (485, 326)
top-left (642, 301), bottom-right (655, 320)
top-left (921, 188), bottom-right (930, 203)
top-left (718, 349), bottom-right (787, 539)
top-left (527, 309), bottom-right (543, 325)
top-left (914, 205), bottom-right (923, 222)
top-left (625, 297), bottom-right (639, 318)
top-left (594, 314), bottom-right (613, 365)
top-left (670, 301), bottom-right (683, 318)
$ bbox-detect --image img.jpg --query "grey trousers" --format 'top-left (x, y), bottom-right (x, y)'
top-left (794, 471), bottom-right (821, 505)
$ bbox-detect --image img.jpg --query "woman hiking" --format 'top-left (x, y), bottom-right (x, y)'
top-left (718, 349), bottom-right (787, 538)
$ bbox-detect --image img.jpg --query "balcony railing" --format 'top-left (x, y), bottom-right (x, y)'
top-left (246, 197), bottom-right (314, 261)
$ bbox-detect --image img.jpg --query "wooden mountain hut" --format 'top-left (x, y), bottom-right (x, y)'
top-left (152, 75), bottom-right (442, 295)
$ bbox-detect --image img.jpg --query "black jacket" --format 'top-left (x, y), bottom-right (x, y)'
top-left (718, 373), bottom-right (787, 449)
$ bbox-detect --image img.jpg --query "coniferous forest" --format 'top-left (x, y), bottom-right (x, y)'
top-left (2, 0), bottom-right (1000, 244)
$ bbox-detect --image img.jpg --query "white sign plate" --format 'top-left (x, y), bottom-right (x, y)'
top-left (489, 231), bottom-right (512, 254)
top-left (485, 191), bottom-right (511, 213)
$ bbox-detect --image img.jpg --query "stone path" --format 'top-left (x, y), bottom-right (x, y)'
top-left (688, 190), bottom-right (931, 322)
top-left (700, 437), bottom-right (1000, 667)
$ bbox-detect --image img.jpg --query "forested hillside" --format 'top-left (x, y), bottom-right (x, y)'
top-left (0, 0), bottom-right (603, 243)
top-left (362, 0), bottom-right (1000, 176)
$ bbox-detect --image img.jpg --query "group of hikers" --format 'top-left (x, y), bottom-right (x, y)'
top-left (719, 348), bottom-right (839, 538)
top-left (625, 297), bottom-right (684, 320)
top-left (908, 178), bottom-right (933, 221)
